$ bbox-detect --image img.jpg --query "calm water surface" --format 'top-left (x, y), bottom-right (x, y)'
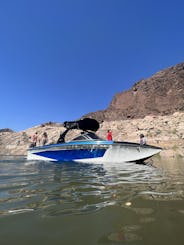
top-left (0, 156), bottom-right (184, 245)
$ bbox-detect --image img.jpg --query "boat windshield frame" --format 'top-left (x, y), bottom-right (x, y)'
top-left (71, 131), bottom-right (102, 141)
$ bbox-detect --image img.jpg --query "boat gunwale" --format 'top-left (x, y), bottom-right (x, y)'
top-left (28, 140), bottom-right (162, 152)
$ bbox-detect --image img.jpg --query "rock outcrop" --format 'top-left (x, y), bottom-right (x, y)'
top-left (84, 62), bottom-right (184, 121)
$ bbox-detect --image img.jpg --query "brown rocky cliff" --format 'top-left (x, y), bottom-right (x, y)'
top-left (84, 62), bottom-right (184, 121)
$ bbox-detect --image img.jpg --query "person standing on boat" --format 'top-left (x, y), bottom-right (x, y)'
top-left (42, 132), bottom-right (48, 145)
top-left (106, 130), bottom-right (113, 141)
top-left (139, 134), bottom-right (146, 145)
top-left (32, 132), bottom-right (38, 147)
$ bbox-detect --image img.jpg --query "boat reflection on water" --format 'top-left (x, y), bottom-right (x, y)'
top-left (20, 159), bottom-right (165, 216)
top-left (1, 157), bottom-right (184, 245)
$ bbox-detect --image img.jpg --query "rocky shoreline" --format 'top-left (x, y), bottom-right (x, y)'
top-left (0, 112), bottom-right (184, 159)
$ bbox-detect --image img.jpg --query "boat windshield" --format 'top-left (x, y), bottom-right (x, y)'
top-left (72, 132), bottom-right (102, 141)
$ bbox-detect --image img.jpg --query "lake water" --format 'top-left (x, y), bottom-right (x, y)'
top-left (0, 156), bottom-right (184, 245)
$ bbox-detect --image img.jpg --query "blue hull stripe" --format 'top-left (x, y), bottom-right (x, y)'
top-left (32, 140), bottom-right (113, 150)
top-left (35, 148), bottom-right (106, 161)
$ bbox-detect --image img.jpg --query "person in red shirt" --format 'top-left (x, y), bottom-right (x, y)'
top-left (106, 130), bottom-right (112, 141)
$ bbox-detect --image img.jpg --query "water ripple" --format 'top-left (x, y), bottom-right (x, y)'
top-left (0, 157), bottom-right (184, 217)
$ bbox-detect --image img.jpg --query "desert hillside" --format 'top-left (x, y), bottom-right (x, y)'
top-left (0, 112), bottom-right (183, 158)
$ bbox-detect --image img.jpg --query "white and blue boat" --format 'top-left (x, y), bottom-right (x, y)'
top-left (27, 118), bottom-right (162, 164)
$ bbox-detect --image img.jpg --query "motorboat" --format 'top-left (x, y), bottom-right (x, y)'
top-left (27, 118), bottom-right (162, 163)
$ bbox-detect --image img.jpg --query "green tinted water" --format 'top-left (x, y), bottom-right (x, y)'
top-left (0, 157), bottom-right (184, 245)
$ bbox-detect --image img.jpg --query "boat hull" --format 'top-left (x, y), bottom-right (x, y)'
top-left (27, 140), bottom-right (162, 164)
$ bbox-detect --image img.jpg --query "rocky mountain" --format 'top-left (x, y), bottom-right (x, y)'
top-left (0, 62), bottom-right (184, 158)
top-left (83, 62), bottom-right (184, 121)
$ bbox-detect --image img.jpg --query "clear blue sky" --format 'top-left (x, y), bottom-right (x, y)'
top-left (0, 0), bottom-right (184, 131)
